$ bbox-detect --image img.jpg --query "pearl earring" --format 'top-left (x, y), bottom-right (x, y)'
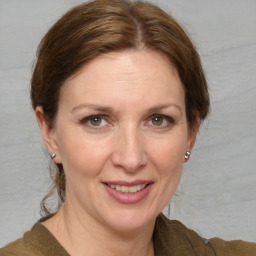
top-left (184, 151), bottom-right (191, 161)
top-left (51, 153), bottom-right (56, 159)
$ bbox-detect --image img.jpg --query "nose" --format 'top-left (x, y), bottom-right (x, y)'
top-left (111, 127), bottom-right (147, 173)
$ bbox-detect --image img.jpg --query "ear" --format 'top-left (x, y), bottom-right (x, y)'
top-left (184, 113), bottom-right (200, 161)
top-left (35, 106), bottom-right (61, 163)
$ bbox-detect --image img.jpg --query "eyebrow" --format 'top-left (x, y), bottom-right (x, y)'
top-left (71, 104), bottom-right (114, 113)
top-left (146, 103), bottom-right (182, 114)
top-left (71, 103), bottom-right (182, 114)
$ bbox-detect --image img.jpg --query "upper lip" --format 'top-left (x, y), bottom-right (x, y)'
top-left (102, 180), bottom-right (153, 186)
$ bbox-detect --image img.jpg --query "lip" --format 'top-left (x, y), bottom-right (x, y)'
top-left (103, 180), bottom-right (153, 186)
top-left (102, 180), bottom-right (154, 204)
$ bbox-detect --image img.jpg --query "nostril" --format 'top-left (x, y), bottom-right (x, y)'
top-left (111, 151), bottom-right (147, 172)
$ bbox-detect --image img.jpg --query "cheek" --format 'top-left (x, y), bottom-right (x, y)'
top-left (149, 135), bottom-right (187, 172)
top-left (147, 137), bottom-right (186, 212)
top-left (57, 131), bottom-right (112, 177)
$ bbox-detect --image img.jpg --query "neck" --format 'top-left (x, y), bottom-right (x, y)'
top-left (42, 201), bottom-right (155, 256)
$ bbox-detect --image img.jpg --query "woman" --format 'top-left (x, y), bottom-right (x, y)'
top-left (1, 0), bottom-right (255, 255)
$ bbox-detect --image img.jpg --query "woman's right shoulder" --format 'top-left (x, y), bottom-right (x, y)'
top-left (0, 238), bottom-right (28, 256)
top-left (0, 223), bottom-right (45, 256)
top-left (0, 223), bottom-right (69, 256)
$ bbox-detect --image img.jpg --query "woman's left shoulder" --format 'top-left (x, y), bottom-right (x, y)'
top-left (208, 237), bottom-right (256, 256)
top-left (154, 213), bottom-right (256, 256)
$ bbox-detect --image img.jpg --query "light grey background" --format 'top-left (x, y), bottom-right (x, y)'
top-left (0, 0), bottom-right (255, 246)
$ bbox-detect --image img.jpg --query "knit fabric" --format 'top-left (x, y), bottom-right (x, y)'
top-left (1, 214), bottom-right (256, 255)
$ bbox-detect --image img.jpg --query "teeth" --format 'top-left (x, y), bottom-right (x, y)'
top-left (108, 184), bottom-right (146, 193)
top-left (121, 186), bottom-right (128, 193)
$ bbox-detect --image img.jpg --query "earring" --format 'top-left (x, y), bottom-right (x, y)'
top-left (184, 151), bottom-right (191, 161)
top-left (51, 153), bottom-right (56, 159)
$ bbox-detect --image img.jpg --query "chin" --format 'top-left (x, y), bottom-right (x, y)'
top-left (102, 207), bottom-right (158, 234)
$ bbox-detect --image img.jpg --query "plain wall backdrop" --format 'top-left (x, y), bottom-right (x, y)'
top-left (0, 0), bottom-right (256, 246)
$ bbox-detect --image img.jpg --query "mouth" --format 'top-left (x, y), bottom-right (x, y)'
top-left (106, 184), bottom-right (147, 194)
top-left (102, 180), bottom-right (153, 204)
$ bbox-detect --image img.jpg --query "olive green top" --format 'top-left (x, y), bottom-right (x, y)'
top-left (1, 214), bottom-right (256, 255)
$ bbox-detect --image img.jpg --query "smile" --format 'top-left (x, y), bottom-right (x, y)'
top-left (103, 181), bottom-right (153, 204)
top-left (107, 184), bottom-right (146, 193)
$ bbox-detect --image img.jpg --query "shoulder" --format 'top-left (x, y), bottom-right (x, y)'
top-left (209, 237), bottom-right (256, 256)
top-left (0, 223), bottom-right (69, 256)
top-left (0, 238), bottom-right (25, 256)
top-left (154, 213), bottom-right (215, 255)
top-left (0, 236), bottom-right (36, 256)
top-left (0, 223), bottom-right (45, 256)
top-left (154, 213), bottom-right (256, 256)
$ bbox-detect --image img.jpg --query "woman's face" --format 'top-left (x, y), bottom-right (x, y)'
top-left (39, 50), bottom-right (197, 232)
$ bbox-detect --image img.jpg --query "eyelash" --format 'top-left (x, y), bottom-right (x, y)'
top-left (80, 114), bottom-right (175, 129)
top-left (147, 114), bottom-right (175, 128)
top-left (80, 115), bottom-right (109, 129)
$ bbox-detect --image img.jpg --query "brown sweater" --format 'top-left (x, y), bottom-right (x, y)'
top-left (1, 214), bottom-right (256, 255)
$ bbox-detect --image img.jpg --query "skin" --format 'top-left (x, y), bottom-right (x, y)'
top-left (36, 49), bottom-right (199, 256)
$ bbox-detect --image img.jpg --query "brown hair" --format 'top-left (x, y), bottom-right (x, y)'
top-left (31, 0), bottom-right (210, 215)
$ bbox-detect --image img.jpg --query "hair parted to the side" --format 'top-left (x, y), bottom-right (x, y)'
top-left (31, 0), bottom-right (210, 216)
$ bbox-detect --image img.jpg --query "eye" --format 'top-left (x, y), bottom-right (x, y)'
top-left (80, 115), bottom-right (109, 128)
top-left (147, 114), bottom-right (174, 128)
top-left (89, 116), bottom-right (103, 126)
top-left (151, 116), bottom-right (164, 126)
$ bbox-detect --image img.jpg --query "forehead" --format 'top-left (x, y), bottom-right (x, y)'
top-left (59, 49), bottom-right (185, 111)
top-left (66, 49), bottom-right (180, 82)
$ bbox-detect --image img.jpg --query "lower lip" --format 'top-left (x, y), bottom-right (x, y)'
top-left (104, 183), bottom-right (153, 204)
